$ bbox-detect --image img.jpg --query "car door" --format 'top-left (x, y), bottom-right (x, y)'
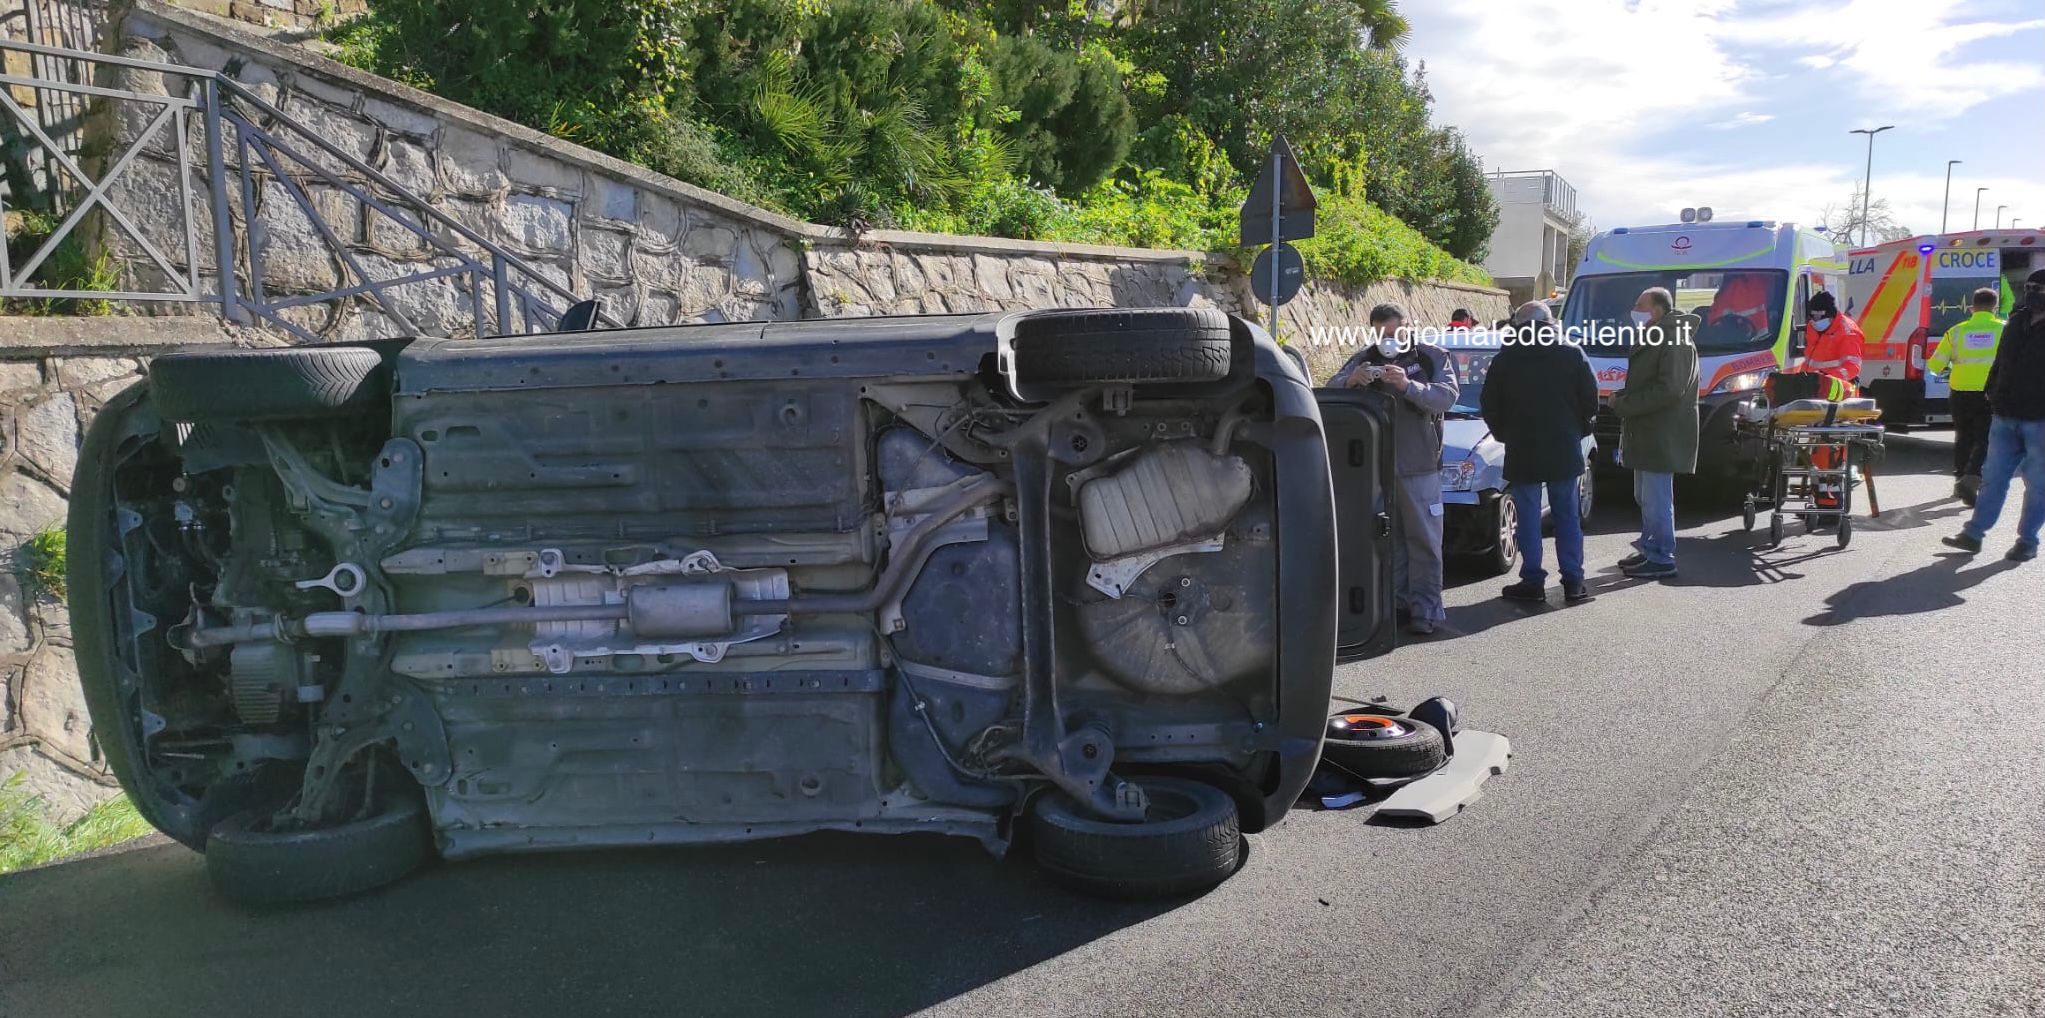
top-left (1315, 388), bottom-right (1398, 662)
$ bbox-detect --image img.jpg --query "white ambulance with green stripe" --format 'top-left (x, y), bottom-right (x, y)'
top-left (1560, 220), bottom-right (1847, 478)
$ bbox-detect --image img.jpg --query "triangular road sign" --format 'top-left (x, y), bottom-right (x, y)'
top-left (1240, 134), bottom-right (1317, 247)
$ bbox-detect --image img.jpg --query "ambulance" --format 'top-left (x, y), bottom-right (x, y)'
top-left (1846, 229), bottom-right (2043, 425)
top-left (1560, 219), bottom-right (1848, 478)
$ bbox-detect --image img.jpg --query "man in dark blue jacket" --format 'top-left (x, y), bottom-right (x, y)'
top-left (1480, 302), bottom-right (1601, 603)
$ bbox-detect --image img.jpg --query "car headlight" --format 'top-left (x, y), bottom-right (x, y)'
top-left (1439, 460), bottom-right (1477, 491)
top-left (1711, 370), bottom-right (1771, 395)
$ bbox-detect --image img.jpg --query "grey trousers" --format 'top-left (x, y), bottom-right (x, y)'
top-left (1391, 470), bottom-right (1446, 621)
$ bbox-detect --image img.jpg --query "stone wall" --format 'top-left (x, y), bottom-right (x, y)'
top-left (94, 1), bottom-right (1504, 340)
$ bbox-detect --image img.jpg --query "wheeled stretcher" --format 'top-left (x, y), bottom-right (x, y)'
top-left (1734, 398), bottom-right (1885, 549)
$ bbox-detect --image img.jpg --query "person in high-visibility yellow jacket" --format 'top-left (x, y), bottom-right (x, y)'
top-left (1929, 287), bottom-right (2006, 504)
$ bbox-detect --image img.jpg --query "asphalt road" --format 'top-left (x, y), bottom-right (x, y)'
top-left (4, 431), bottom-right (2041, 1018)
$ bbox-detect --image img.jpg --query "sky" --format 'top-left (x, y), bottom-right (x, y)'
top-left (1404, 0), bottom-right (2045, 238)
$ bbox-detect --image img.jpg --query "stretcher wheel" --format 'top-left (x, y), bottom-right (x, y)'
top-left (1741, 500), bottom-right (1756, 532)
top-left (1836, 515), bottom-right (1853, 549)
top-left (1768, 513), bottom-right (1784, 548)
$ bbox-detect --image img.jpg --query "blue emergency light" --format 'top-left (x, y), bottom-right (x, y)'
top-left (1918, 243), bottom-right (1936, 254)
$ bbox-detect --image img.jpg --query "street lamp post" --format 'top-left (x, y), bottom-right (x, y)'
top-left (1849, 126), bottom-right (1894, 245)
top-left (1975, 188), bottom-right (1989, 230)
top-left (1997, 205), bottom-right (2009, 228)
top-left (2015, 218), bottom-right (2025, 229)
top-left (1938, 159), bottom-right (1955, 235)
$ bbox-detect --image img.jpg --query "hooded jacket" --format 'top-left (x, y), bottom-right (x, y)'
top-left (1985, 301), bottom-right (2045, 421)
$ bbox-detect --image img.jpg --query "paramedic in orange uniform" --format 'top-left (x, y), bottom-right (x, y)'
top-left (1707, 271), bottom-right (1774, 337)
top-left (1796, 290), bottom-right (1868, 511)
top-left (1799, 290), bottom-right (1866, 393)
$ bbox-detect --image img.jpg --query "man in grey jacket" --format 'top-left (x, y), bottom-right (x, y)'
top-left (1328, 304), bottom-right (1461, 636)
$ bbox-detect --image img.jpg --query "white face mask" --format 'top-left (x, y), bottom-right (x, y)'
top-left (1377, 336), bottom-right (1401, 357)
top-left (1811, 314), bottom-right (1833, 331)
top-left (1629, 310), bottom-right (1653, 327)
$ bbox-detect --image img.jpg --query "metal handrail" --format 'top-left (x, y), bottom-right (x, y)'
top-left (212, 75), bottom-right (604, 320)
top-left (1, 33), bottom-right (610, 337)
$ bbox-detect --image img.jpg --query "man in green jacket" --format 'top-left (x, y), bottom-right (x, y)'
top-left (1612, 287), bottom-right (1700, 579)
top-left (1927, 287), bottom-right (2004, 505)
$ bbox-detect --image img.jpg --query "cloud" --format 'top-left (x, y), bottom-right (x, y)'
top-left (1403, 0), bottom-right (2045, 229)
top-left (1708, 112), bottom-right (1775, 129)
top-left (1717, 0), bottom-right (2045, 115)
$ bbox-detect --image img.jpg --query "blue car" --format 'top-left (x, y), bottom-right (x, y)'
top-left (1435, 330), bottom-right (1596, 575)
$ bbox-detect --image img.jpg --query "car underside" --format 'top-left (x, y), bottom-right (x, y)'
top-left (69, 307), bottom-right (1393, 902)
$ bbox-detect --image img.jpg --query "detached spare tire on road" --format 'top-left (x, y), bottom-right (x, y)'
top-left (149, 346), bottom-right (388, 424)
top-left (1030, 776), bottom-right (1241, 899)
top-left (1320, 712), bottom-right (1447, 780)
top-left (1007, 309), bottom-right (1235, 396)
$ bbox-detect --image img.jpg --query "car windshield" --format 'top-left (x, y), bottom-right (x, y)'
top-left (1444, 347), bottom-right (1495, 416)
top-left (1563, 269), bottom-right (1788, 354)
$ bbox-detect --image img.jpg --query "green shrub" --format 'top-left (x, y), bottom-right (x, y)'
top-left (0, 772), bottom-right (156, 874)
top-left (331, 0), bottom-right (1493, 283)
top-left (22, 526), bottom-right (65, 602)
top-left (2, 211), bottom-right (119, 316)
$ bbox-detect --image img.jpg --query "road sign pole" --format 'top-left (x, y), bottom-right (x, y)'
top-left (1268, 148), bottom-right (1281, 342)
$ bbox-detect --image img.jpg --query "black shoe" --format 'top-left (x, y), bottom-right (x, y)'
top-left (1501, 580), bottom-right (1546, 602)
top-left (1405, 618), bottom-right (1438, 637)
top-left (2009, 542), bottom-right (2039, 563)
top-left (1562, 581), bottom-right (1593, 605)
top-left (1621, 559), bottom-right (1677, 579)
top-left (1617, 552), bottom-right (1647, 569)
top-left (1942, 534), bottom-right (1983, 554)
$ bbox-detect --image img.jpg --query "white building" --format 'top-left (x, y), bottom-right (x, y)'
top-left (1482, 170), bottom-right (1578, 305)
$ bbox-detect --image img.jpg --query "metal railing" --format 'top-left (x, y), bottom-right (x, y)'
top-left (0, 31), bottom-right (603, 338)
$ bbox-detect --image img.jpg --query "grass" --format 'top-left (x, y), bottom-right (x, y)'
top-left (2, 210), bottom-right (120, 316)
top-left (0, 771), bottom-right (156, 875)
top-left (21, 526), bottom-right (66, 603)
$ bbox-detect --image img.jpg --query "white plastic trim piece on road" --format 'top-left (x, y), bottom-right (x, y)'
top-left (1373, 731), bottom-right (1512, 823)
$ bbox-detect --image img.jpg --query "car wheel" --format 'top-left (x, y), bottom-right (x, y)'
top-left (148, 346), bottom-right (387, 423)
top-left (1577, 468), bottom-right (1595, 525)
top-left (1484, 495), bottom-right (1518, 576)
top-left (1008, 308), bottom-right (1234, 389)
top-left (205, 791), bottom-right (433, 906)
top-left (1030, 776), bottom-right (1241, 899)
top-left (1320, 712), bottom-right (1448, 780)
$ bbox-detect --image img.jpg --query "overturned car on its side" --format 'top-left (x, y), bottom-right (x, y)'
top-left (69, 308), bottom-right (1397, 903)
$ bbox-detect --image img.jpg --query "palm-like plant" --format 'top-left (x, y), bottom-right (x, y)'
top-left (1352, 0), bottom-right (1410, 50)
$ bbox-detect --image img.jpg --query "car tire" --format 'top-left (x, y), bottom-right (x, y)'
top-left (1483, 494), bottom-right (1518, 576)
top-left (1009, 308), bottom-right (1233, 387)
top-left (149, 346), bottom-right (387, 423)
top-left (1577, 468), bottom-right (1595, 525)
top-left (205, 792), bottom-right (433, 906)
top-left (1030, 776), bottom-right (1241, 899)
top-left (1320, 713), bottom-right (1448, 780)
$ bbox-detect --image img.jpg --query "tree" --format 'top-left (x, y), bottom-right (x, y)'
top-left (1820, 187), bottom-right (1915, 246)
top-left (1562, 211), bottom-right (1593, 285)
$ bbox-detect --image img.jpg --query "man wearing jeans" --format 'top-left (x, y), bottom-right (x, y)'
top-left (1482, 302), bottom-right (1600, 603)
top-left (1945, 269), bottom-right (2045, 561)
top-left (1612, 287), bottom-right (1699, 579)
